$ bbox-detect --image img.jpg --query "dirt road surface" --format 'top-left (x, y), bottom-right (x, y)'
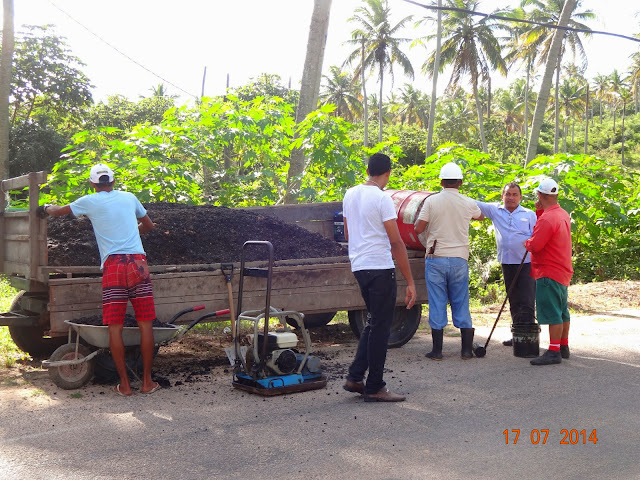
top-left (1, 303), bottom-right (639, 480)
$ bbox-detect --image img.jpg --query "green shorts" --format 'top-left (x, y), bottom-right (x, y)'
top-left (535, 277), bottom-right (570, 325)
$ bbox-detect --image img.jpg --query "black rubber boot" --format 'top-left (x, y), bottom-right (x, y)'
top-left (460, 328), bottom-right (474, 360)
top-left (530, 349), bottom-right (562, 365)
top-left (426, 329), bottom-right (443, 360)
top-left (560, 345), bottom-right (570, 359)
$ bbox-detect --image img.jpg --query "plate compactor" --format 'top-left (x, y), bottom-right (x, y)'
top-left (229, 241), bottom-right (327, 396)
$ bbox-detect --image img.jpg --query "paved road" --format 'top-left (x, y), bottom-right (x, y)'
top-left (1, 311), bottom-right (639, 480)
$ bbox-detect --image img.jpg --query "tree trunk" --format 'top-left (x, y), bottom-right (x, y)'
top-left (361, 38), bottom-right (368, 149)
top-left (526, 0), bottom-right (577, 163)
top-left (284, 0), bottom-right (332, 204)
top-left (554, 55), bottom-right (561, 154)
top-left (524, 59), bottom-right (530, 149)
top-left (378, 65), bottom-right (384, 144)
top-left (571, 122), bottom-right (574, 150)
top-left (621, 100), bottom-right (626, 165)
top-left (473, 80), bottom-right (488, 153)
top-left (0, 0), bottom-right (15, 181)
top-left (426, 0), bottom-right (442, 159)
top-left (612, 102), bottom-right (617, 134)
top-left (584, 84), bottom-right (589, 154)
top-left (599, 97), bottom-right (602, 124)
top-left (487, 76), bottom-right (492, 120)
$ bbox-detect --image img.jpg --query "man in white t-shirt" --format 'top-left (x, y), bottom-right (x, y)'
top-left (38, 164), bottom-right (160, 397)
top-left (415, 162), bottom-right (482, 361)
top-left (342, 153), bottom-right (417, 403)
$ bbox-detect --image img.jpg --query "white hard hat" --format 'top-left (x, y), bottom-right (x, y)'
top-left (439, 162), bottom-right (463, 180)
top-left (535, 178), bottom-right (559, 195)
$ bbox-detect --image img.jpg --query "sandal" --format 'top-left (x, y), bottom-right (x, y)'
top-left (141, 383), bottom-right (161, 395)
top-left (114, 384), bottom-right (132, 397)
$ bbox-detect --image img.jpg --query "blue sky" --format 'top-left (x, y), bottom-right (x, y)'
top-left (8, 0), bottom-right (640, 104)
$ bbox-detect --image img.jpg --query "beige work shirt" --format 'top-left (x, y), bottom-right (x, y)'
top-left (417, 188), bottom-right (481, 261)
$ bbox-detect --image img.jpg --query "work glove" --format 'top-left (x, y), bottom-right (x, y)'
top-left (36, 204), bottom-right (51, 218)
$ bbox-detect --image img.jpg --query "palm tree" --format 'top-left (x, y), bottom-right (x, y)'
top-left (396, 84), bottom-right (429, 127)
top-left (521, 0), bottom-right (593, 159)
top-left (525, 0), bottom-right (579, 163)
top-left (619, 87), bottom-right (633, 165)
top-left (423, 0), bottom-right (507, 153)
top-left (524, 1), bottom-right (593, 152)
top-left (494, 87), bottom-right (524, 135)
top-left (0, 0), bottom-right (15, 180)
top-left (436, 87), bottom-right (477, 144)
top-left (556, 78), bottom-right (585, 151)
top-left (285, 0), bottom-right (332, 204)
top-left (426, 0), bottom-right (442, 157)
top-left (629, 52), bottom-right (640, 114)
top-left (591, 73), bottom-right (609, 124)
top-left (608, 69), bottom-right (628, 134)
top-left (503, 6), bottom-right (540, 145)
top-left (510, 78), bottom-right (537, 135)
top-left (345, 0), bottom-right (414, 143)
top-left (319, 65), bottom-right (362, 121)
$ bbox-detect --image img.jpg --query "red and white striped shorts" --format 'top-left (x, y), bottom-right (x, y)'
top-left (102, 254), bottom-right (156, 325)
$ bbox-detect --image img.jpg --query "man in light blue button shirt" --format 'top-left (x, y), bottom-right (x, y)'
top-left (477, 182), bottom-right (537, 346)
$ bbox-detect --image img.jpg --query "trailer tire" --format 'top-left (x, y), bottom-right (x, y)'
top-left (48, 343), bottom-right (95, 390)
top-left (8, 291), bottom-right (66, 358)
top-left (348, 304), bottom-right (422, 348)
top-left (287, 311), bottom-right (337, 329)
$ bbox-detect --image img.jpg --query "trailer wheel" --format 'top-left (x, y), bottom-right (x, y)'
top-left (48, 343), bottom-right (95, 390)
top-left (8, 291), bottom-right (66, 358)
top-left (286, 311), bottom-right (337, 329)
top-left (348, 304), bottom-right (423, 348)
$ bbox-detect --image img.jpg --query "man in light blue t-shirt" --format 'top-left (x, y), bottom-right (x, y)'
top-left (38, 164), bottom-right (160, 397)
top-left (477, 181), bottom-right (537, 346)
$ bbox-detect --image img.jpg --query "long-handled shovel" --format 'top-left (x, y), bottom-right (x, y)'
top-left (221, 263), bottom-right (240, 365)
top-left (473, 249), bottom-right (528, 357)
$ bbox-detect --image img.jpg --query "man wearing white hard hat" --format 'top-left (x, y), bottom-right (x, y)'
top-left (37, 163), bottom-right (161, 395)
top-left (524, 178), bottom-right (573, 365)
top-left (415, 162), bottom-right (482, 360)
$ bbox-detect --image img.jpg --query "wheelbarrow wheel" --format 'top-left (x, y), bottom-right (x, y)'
top-left (48, 343), bottom-right (95, 390)
top-left (348, 304), bottom-right (423, 348)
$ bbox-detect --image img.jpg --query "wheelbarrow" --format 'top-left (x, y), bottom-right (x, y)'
top-left (42, 306), bottom-right (230, 390)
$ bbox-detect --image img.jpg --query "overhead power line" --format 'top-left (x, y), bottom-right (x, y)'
top-left (400, 0), bottom-right (640, 44)
top-left (49, 1), bottom-right (199, 99)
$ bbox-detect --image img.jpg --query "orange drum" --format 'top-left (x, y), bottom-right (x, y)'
top-left (385, 189), bottom-right (434, 250)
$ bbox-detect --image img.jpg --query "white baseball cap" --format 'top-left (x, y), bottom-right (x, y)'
top-left (89, 163), bottom-right (114, 184)
top-left (535, 178), bottom-right (559, 195)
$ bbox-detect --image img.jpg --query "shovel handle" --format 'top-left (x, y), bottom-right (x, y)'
top-left (484, 249), bottom-right (529, 348)
top-left (221, 263), bottom-right (237, 339)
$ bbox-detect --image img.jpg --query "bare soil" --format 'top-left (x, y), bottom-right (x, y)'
top-left (46, 203), bottom-right (347, 266)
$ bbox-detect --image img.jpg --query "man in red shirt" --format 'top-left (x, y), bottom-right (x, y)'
top-left (524, 178), bottom-right (573, 365)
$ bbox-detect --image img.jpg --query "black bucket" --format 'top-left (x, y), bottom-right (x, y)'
top-left (511, 323), bottom-right (540, 358)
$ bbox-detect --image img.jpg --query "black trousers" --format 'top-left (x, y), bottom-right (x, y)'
top-left (502, 263), bottom-right (536, 324)
top-left (347, 268), bottom-right (397, 395)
